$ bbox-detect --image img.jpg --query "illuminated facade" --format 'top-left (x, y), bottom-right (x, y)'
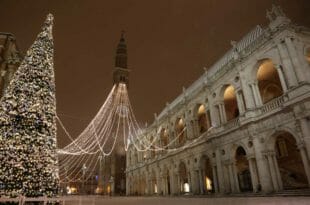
top-left (126, 5), bottom-right (310, 195)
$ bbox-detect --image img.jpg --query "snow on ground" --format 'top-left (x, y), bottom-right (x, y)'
top-left (61, 196), bottom-right (310, 205)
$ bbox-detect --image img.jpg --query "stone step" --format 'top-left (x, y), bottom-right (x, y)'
top-left (275, 189), bottom-right (310, 196)
top-left (194, 189), bottom-right (310, 198)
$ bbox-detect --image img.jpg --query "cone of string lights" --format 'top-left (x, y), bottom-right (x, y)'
top-left (0, 14), bottom-right (59, 197)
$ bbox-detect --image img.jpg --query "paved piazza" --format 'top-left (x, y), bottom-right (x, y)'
top-left (61, 196), bottom-right (310, 205)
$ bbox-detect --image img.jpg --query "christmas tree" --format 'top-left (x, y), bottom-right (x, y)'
top-left (0, 14), bottom-right (59, 197)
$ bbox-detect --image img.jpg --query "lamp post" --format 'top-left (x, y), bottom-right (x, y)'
top-left (109, 176), bottom-right (114, 196)
top-left (98, 155), bottom-right (104, 194)
top-left (82, 164), bottom-right (87, 195)
top-left (64, 166), bottom-right (68, 195)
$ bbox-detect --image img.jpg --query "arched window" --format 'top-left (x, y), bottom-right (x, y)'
top-left (200, 156), bottom-right (214, 193)
top-left (257, 59), bottom-right (283, 103)
top-left (197, 104), bottom-right (210, 134)
top-left (235, 146), bottom-right (253, 192)
top-left (179, 162), bottom-right (189, 193)
top-left (175, 118), bottom-right (186, 146)
top-left (160, 128), bottom-right (169, 149)
top-left (275, 132), bottom-right (308, 189)
top-left (224, 85), bottom-right (239, 121)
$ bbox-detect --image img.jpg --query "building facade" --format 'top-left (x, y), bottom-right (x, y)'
top-left (0, 32), bottom-right (21, 98)
top-left (126, 5), bottom-right (310, 196)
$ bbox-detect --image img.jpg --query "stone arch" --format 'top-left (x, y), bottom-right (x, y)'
top-left (256, 59), bottom-right (283, 104)
top-left (250, 51), bottom-right (281, 76)
top-left (231, 141), bottom-right (252, 157)
top-left (162, 164), bottom-right (172, 195)
top-left (235, 146), bottom-right (253, 192)
top-left (265, 127), bottom-right (302, 149)
top-left (175, 117), bottom-right (186, 146)
top-left (160, 128), bottom-right (169, 149)
top-left (220, 84), bottom-right (239, 121)
top-left (269, 130), bottom-right (309, 189)
top-left (199, 155), bottom-right (214, 193)
top-left (194, 103), bottom-right (211, 134)
top-left (178, 161), bottom-right (189, 193)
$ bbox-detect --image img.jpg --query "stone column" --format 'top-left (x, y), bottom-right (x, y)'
top-left (254, 82), bottom-right (263, 106)
top-left (162, 176), bottom-right (167, 195)
top-left (196, 119), bottom-right (201, 137)
top-left (228, 163), bottom-right (236, 193)
top-left (198, 169), bottom-right (204, 194)
top-left (210, 103), bottom-right (221, 127)
top-left (266, 152), bottom-right (279, 191)
top-left (275, 65), bottom-right (288, 92)
top-left (170, 170), bottom-right (176, 195)
top-left (185, 113), bottom-right (194, 140)
top-left (232, 162), bottom-right (240, 193)
top-left (126, 174), bottom-right (130, 195)
top-left (212, 165), bottom-right (219, 193)
top-left (277, 42), bottom-right (299, 88)
top-left (272, 154), bottom-right (283, 190)
top-left (240, 73), bottom-right (255, 110)
top-left (250, 82), bottom-right (263, 107)
top-left (187, 171), bottom-right (193, 193)
top-left (284, 37), bottom-right (306, 82)
top-left (223, 165), bottom-right (231, 193)
top-left (298, 144), bottom-right (310, 187)
top-left (247, 157), bottom-right (259, 192)
top-left (177, 174), bottom-right (182, 194)
top-left (149, 179), bottom-right (153, 195)
top-left (156, 171), bottom-right (161, 194)
top-left (191, 169), bottom-right (199, 195)
top-left (253, 137), bottom-right (274, 192)
top-left (236, 90), bottom-right (245, 114)
top-left (215, 149), bottom-right (225, 193)
top-left (202, 169), bottom-right (207, 193)
top-left (299, 118), bottom-right (310, 160)
top-left (146, 173), bottom-right (150, 195)
top-left (219, 103), bottom-right (227, 124)
top-left (218, 104), bottom-right (224, 125)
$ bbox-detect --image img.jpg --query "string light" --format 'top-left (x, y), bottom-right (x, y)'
top-left (58, 82), bottom-right (207, 184)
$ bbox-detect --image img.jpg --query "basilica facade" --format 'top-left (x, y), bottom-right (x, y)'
top-left (126, 5), bottom-right (310, 196)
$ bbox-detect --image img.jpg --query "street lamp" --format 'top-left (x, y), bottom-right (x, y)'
top-left (82, 164), bottom-right (87, 195)
top-left (109, 176), bottom-right (114, 196)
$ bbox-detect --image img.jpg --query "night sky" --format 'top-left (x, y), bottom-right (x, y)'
top-left (0, 0), bottom-right (309, 147)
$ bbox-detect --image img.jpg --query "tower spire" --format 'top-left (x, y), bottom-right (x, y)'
top-left (115, 30), bottom-right (127, 68)
top-left (113, 31), bottom-right (130, 87)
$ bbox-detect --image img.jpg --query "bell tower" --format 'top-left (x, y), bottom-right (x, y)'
top-left (113, 31), bottom-right (130, 87)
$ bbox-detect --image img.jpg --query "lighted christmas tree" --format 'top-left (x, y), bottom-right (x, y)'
top-left (0, 14), bottom-right (59, 197)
